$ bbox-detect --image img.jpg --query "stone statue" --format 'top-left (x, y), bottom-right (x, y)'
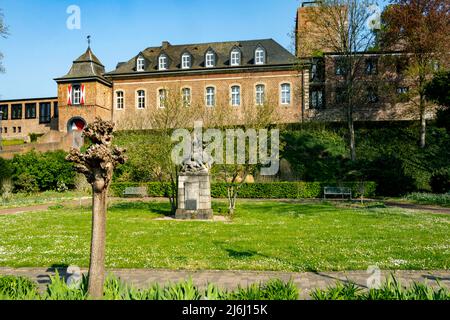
top-left (180, 134), bottom-right (210, 174)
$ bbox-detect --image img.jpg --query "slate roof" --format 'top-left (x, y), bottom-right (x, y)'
top-left (105, 39), bottom-right (297, 76)
top-left (55, 47), bottom-right (109, 84)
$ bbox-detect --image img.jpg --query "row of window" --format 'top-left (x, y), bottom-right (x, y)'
top-left (335, 58), bottom-right (379, 76)
top-left (0, 127), bottom-right (21, 134)
top-left (309, 86), bottom-right (411, 109)
top-left (137, 46), bottom-right (267, 72)
top-left (0, 102), bottom-right (57, 123)
top-left (116, 83), bottom-right (292, 109)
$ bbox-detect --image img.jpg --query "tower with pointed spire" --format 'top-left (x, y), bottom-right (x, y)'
top-left (54, 44), bottom-right (112, 135)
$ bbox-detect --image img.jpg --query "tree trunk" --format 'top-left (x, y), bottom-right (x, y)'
top-left (419, 101), bottom-right (427, 149)
top-left (87, 186), bottom-right (107, 299)
top-left (347, 106), bottom-right (357, 161)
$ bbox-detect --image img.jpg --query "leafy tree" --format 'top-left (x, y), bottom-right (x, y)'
top-left (380, 0), bottom-right (450, 148)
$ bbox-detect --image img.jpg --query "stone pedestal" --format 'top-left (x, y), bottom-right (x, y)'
top-left (176, 172), bottom-right (213, 220)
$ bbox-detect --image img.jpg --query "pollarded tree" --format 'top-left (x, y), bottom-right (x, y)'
top-left (66, 118), bottom-right (127, 299)
top-left (380, 0), bottom-right (450, 148)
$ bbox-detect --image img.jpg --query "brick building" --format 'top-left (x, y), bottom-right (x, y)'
top-left (0, 1), bottom-right (437, 154)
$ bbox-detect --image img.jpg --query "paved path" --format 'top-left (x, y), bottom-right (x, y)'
top-left (0, 268), bottom-right (448, 299)
top-left (384, 201), bottom-right (450, 215)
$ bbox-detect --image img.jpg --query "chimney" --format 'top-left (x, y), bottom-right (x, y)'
top-left (162, 41), bottom-right (171, 49)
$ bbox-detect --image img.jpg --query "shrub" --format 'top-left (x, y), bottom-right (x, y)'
top-left (13, 172), bottom-right (39, 194)
top-left (11, 151), bottom-right (76, 192)
top-left (405, 193), bottom-right (450, 207)
top-left (0, 157), bottom-right (12, 184)
top-left (110, 181), bottom-right (376, 199)
top-left (430, 168), bottom-right (450, 194)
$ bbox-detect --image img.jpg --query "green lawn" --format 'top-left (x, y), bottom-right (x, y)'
top-left (0, 201), bottom-right (449, 271)
top-left (0, 191), bottom-right (90, 209)
top-left (1, 139), bottom-right (24, 147)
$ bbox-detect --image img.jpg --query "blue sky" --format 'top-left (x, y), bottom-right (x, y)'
top-left (0, 0), bottom-right (388, 100)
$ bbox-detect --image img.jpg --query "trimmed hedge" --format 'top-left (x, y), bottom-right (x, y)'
top-left (110, 181), bottom-right (377, 199)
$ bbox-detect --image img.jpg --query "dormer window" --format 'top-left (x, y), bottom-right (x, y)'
top-left (137, 56), bottom-right (145, 72)
top-left (205, 50), bottom-right (215, 68)
top-left (230, 48), bottom-right (241, 66)
top-left (255, 47), bottom-right (266, 65)
top-left (182, 53), bottom-right (191, 69)
top-left (159, 54), bottom-right (168, 70)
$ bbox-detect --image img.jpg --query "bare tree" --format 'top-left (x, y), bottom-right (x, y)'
top-left (66, 118), bottom-right (127, 299)
top-left (380, 0), bottom-right (450, 148)
top-left (117, 86), bottom-right (281, 216)
top-left (204, 93), bottom-right (281, 215)
top-left (117, 86), bottom-right (201, 213)
top-left (0, 9), bottom-right (9, 74)
top-left (296, 0), bottom-right (379, 161)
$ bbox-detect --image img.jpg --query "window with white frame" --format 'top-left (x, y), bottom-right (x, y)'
top-left (231, 86), bottom-right (241, 106)
top-left (116, 91), bottom-right (124, 109)
top-left (205, 51), bottom-right (215, 68)
top-left (72, 85), bottom-right (81, 105)
top-left (230, 49), bottom-right (241, 66)
top-left (137, 90), bottom-right (146, 109)
top-left (159, 89), bottom-right (167, 108)
top-left (206, 87), bottom-right (215, 107)
top-left (137, 56), bottom-right (145, 71)
top-left (182, 88), bottom-right (191, 106)
top-left (255, 84), bottom-right (265, 106)
top-left (182, 53), bottom-right (191, 69)
top-left (159, 55), bottom-right (168, 70)
top-left (281, 83), bottom-right (291, 105)
top-left (255, 47), bottom-right (266, 65)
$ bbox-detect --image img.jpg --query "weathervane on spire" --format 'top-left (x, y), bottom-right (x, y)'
top-left (87, 35), bottom-right (91, 48)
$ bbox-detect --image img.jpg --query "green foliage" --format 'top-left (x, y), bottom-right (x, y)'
top-left (282, 129), bottom-right (349, 182)
top-left (44, 271), bottom-right (88, 300)
top-left (311, 282), bottom-right (363, 300)
top-left (227, 279), bottom-right (298, 300)
top-left (0, 274), bottom-right (297, 300)
top-left (29, 133), bottom-right (44, 143)
top-left (5, 274), bottom-right (445, 301)
top-left (0, 157), bottom-right (12, 183)
top-left (10, 151), bottom-right (76, 192)
top-left (405, 193), bottom-right (450, 207)
top-left (110, 181), bottom-right (376, 199)
top-left (430, 168), bottom-right (450, 194)
top-left (0, 275), bottom-right (40, 300)
top-left (425, 71), bottom-right (450, 108)
top-left (312, 276), bottom-right (450, 300)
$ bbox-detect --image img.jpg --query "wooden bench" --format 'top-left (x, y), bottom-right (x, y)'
top-left (123, 187), bottom-right (148, 198)
top-left (324, 187), bottom-right (352, 200)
